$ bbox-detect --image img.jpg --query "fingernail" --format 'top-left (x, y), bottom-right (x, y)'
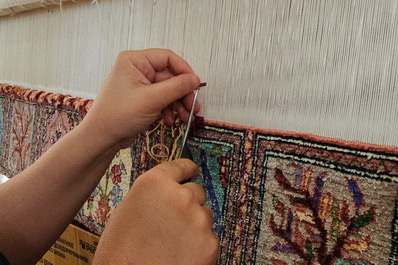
top-left (199, 82), bottom-right (207, 87)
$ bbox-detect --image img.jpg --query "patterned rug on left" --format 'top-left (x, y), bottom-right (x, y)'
top-left (1, 84), bottom-right (398, 265)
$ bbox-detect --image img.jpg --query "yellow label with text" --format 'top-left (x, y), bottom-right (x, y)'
top-left (36, 224), bottom-right (100, 265)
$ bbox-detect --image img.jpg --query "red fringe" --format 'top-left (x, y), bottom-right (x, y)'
top-left (0, 83), bottom-right (93, 115)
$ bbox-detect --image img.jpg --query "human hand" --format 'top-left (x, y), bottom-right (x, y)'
top-left (82, 49), bottom-right (201, 149)
top-left (93, 159), bottom-right (220, 265)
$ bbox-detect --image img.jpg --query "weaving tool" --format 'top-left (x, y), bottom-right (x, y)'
top-left (179, 88), bottom-right (200, 160)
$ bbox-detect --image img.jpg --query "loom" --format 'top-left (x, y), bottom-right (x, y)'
top-left (2, 0), bottom-right (398, 146)
top-left (1, 1), bottom-right (398, 264)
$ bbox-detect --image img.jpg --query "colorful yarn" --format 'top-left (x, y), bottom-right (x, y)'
top-left (1, 84), bottom-right (398, 264)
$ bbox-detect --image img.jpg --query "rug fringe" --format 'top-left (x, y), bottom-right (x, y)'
top-left (0, 83), bottom-right (93, 115)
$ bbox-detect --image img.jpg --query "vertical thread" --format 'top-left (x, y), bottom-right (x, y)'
top-left (1, 0), bottom-right (398, 146)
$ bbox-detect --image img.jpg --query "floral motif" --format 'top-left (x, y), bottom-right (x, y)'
top-left (268, 165), bottom-right (376, 265)
top-left (110, 185), bottom-right (123, 207)
top-left (9, 102), bottom-right (34, 172)
top-left (111, 163), bottom-right (126, 185)
top-left (94, 195), bottom-right (111, 226)
top-left (82, 151), bottom-right (130, 227)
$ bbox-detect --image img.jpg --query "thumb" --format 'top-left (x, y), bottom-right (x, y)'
top-left (152, 159), bottom-right (199, 183)
top-left (147, 73), bottom-right (200, 110)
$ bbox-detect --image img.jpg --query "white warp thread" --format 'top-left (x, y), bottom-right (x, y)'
top-left (1, 0), bottom-right (398, 146)
top-left (0, 0), bottom-right (86, 16)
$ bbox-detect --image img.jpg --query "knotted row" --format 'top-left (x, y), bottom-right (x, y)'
top-left (0, 83), bottom-right (93, 115)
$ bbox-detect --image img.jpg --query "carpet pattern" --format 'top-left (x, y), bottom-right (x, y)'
top-left (1, 84), bottom-right (397, 264)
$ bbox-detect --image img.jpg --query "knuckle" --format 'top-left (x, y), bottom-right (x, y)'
top-left (179, 159), bottom-right (198, 173)
top-left (117, 50), bottom-right (130, 59)
top-left (150, 166), bottom-right (169, 178)
top-left (190, 182), bottom-right (205, 198)
top-left (171, 188), bottom-right (195, 210)
top-left (147, 48), bottom-right (174, 56)
top-left (132, 176), bottom-right (151, 191)
top-left (174, 159), bottom-right (197, 178)
top-left (203, 236), bottom-right (220, 263)
top-left (145, 168), bottom-right (168, 186)
top-left (115, 50), bottom-right (135, 68)
top-left (178, 187), bottom-right (195, 204)
top-left (184, 158), bottom-right (197, 168)
top-left (196, 183), bottom-right (206, 196)
top-left (173, 160), bottom-right (186, 172)
top-left (203, 233), bottom-right (221, 264)
top-left (162, 48), bottom-right (174, 55)
top-left (134, 168), bottom-right (165, 190)
top-left (196, 208), bottom-right (213, 229)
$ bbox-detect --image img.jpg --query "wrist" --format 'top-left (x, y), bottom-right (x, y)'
top-left (75, 118), bottom-right (122, 156)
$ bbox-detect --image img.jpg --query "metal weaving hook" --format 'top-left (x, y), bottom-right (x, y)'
top-left (179, 89), bottom-right (200, 160)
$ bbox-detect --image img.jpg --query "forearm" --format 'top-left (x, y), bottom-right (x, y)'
top-left (0, 121), bottom-right (119, 265)
top-left (0, 49), bottom-right (203, 265)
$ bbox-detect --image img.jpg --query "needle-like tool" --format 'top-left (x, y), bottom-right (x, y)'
top-left (179, 88), bottom-right (200, 159)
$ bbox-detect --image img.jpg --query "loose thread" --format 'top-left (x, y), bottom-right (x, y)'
top-left (168, 120), bottom-right (185, 161)
top-left (145, 118), bottom-right (186, 163)
top-left (146, 121), bottom-right (163, 162)
top-left (91, 0), bottom-right (102, 27)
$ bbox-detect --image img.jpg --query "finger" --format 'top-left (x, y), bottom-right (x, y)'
top-left (154, 159), bottom-right (198, 183)
top-left (142, 48), bottom-right (195, 75)
top-left (148, 74), bottom-right (200, 111)
top-left (183, 182), bottom-right (206, 205)
top-left (170, 101), bottom-right (191, 123)
top-left (116, 51), bottom-right (155, 84)
top-left (154, 69), bottom-right (175, 83)
top-left (161, 107), bottom-right (175, 126)
top-left (202, 206), bottom-right (214, 226)
top-left (170, 101), bottom-right (183, 112)
top-left (176, 106), bottom-right (191, 124)
top-left (182, 93), bottom-right (201, 113)
top-left (117, 49), bottom-right (195, 84)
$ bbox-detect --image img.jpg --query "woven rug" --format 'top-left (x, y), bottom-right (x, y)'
top-left (1, 84), bottom-right (397, 265)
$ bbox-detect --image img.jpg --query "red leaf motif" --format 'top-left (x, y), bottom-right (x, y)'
top-left (275, 169), bottom-right (293, 191)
